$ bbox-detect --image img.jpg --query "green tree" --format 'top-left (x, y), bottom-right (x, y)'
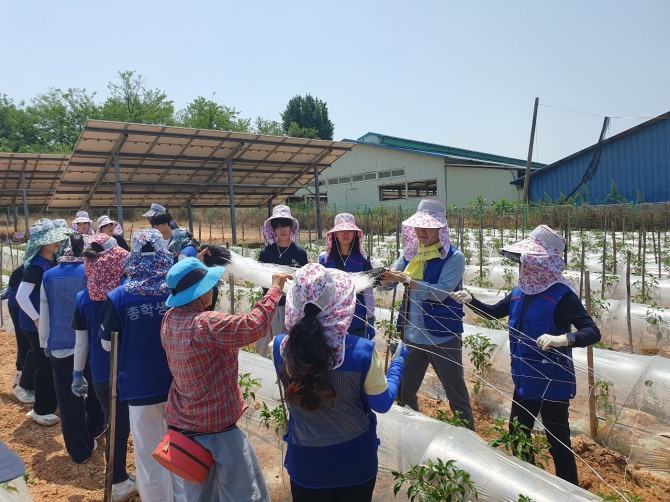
top-left (176, 96), bottom-right (250, 132)
top-left (0, 94), bottom-right (40, 152)
top-left (27, 87), bottom-right (100, 152)
top-left (100, 70), bottom-right (174, 125)
top-left (281, 94), bottom-right (334, 140)
top-left (253, 116), bottom-right (283, 136)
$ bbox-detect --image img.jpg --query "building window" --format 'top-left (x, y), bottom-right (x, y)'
top-left (378, 179), bottom-right (438, 201)
top-left (338, 176), bottom-right (351, 184)
top-left (328, 177), bottom-right (339, 185)
top-left (364, 172), bottom-right (377, 180)
top-left (378, 171), bottom-right (391, 179)
top-left (352, 174), bottom-right (364, 182)
top-left (391, 169), bottom-right (405, 177)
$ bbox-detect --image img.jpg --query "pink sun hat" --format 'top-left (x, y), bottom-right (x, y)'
top-left (282, 263), bottom-right (356, 369)
top-left (501, 224), bottom-right (565, 257)
top-left (263, 205), bottom-right (300, 245)
top-left (325, 213), bottom-right (365, 257)
top-left (401, 199), bottom-right (452, 261)
top-left (84, 233), bottom-right (130, 301)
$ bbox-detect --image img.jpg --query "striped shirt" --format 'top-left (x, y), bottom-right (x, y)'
top-left (160, 286), bottom-right (282, 432)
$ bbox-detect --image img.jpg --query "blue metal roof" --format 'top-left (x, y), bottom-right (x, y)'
top-left (513, 111), bottom-right (670, 204)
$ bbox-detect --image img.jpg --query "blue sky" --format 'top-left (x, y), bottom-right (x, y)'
top-left (2, 0), bottom-right (668, 164)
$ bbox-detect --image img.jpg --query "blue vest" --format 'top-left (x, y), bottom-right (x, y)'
top-left (397, 246), bottom-right (464, 337)
top-left (75, 289), bottom-right (111, 384)
top-left (106, 287), bottom-right (173, 403)
top-left (508, 284), bottom-right (576, 401)
top-left (19, 255), bottom-right (53, 332)
top-left (42, 262), bottom-right (87, 351)
top-left (273, 334), bottom-right (379, 489)
top-left (320, 254), bottom-right (369, 333)
top-left (7, 265), bottom-right (24, 309)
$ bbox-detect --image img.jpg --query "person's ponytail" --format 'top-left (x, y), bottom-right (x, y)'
top-left (283, 303), bottom-right (337, 410)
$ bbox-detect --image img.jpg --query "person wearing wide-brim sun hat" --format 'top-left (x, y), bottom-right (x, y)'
top-left (160, 258), bottom-right (292, 501)
top-left (272, 263), bottom-right (407, 501)
top-left (71, 211), bottom-right (94, 236)
top-left (319, 213), bottom-right (376, 339)
top-left (97, 215), bottom-right (130, 251)
top-left (15, 219), bottom-right (70, 425)
top-left (143, 202), bottom-right (178, 230)
top-left (99, 228), bottom-right (182, 502)
top-left (381, 199), bottom-right (475, 431)
top-left (255, 204), bottom-right (308, 357)
top-left (450, 225), bottom-right (601, 485)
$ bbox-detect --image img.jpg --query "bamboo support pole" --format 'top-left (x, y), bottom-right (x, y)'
top-left (103, 332), bottom-right (120, 502)
top-left (583, 272), bottom-right (597, 439)
top-left (626, 251), bottom-right (633, 353)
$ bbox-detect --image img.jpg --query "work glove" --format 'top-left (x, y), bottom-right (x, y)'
top-left (537, 334), bottom-right (570, 350)
top-left (71, 370), bottom-right (88, 398)
top-left (391, 339), bottom-right (408, 362)
top-left (449, 291), bottom-right (473, 304)
top-left (366, 319), bottom-right (376, 340)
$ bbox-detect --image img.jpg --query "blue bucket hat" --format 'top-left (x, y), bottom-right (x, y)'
top-left (165, 258), bottom-right (225, 307)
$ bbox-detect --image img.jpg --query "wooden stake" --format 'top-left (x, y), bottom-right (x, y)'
top-left (626, 251), bottom-right (633, 354)
top-left (583, 272), bottom-right (597, 439)
top-left (103, 332), bottom-right (120, 502)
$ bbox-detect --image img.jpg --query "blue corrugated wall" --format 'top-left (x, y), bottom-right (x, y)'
top-left (530, 117), bottom-right (670, 204)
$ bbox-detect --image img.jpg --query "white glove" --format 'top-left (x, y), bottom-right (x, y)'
top-left (391, 340), bottom-right (408, 362)
top-left (449, 291), bottom-right (472, 304)
top-left (537, 334), bottom-right (569, 350)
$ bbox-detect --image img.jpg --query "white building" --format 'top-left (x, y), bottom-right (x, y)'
top-left (294, 132), bottom-right (544, 211)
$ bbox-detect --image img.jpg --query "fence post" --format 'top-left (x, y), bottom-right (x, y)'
top-left (583, 273), bottom-right (597, 440)
top-left (626, 251), bottom-right (633, 353)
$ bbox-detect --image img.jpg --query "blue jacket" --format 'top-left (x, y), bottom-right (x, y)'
top-left (19, 255), bottom-right (53, 332)
top-left (397, 246), bottom-right (464, 338)
top-left (42, 262), bottom-right (87, 351)
top-left (75, 289), bottom-right (112, 384)
top-left (101, 287), bottom-right (172, 404)
top-left (508, 284), bottom-right (576, 401)
top-left (273, 334), bottom-right (379, 489)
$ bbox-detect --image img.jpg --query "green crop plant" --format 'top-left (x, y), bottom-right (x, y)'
top-left (598, 274), bottom-right (620, 295)
top-left (500, 267), bottom-right (516, 293)
top-left (517, 496), bottom-right (533, 502)
top-left (463, 333), bottom-right (497, 395)
top-left (376, 318), bottom-right (401, 340)
top-left (598, 491), bottom-right (643, 502)
top-left (471, 270), bottom-right (492, 289)
top-left (594, 379), bottom-right (616, 426)
top-left (259, 402), bottom-right (288, 438)
top-left (435, 409), bottom-right (470, 429)
top-left (487, 417), bottom-right (550, 468)
top-left (588, 295), bottom-right (609, 323)
top-left (645, 303), bottom-right (669, 345)
top-left (238, 373), bottom-right (261, 403)
top-left (392, 458), bottom-right (477, 502)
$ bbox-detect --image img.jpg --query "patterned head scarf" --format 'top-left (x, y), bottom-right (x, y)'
top-left (501, 225), bottom-right (576, 295)
top-left (124, 229), bottom-right (172, 297)
top-left (71, 211), bottom-right (94, 235)
top-left (167, 228), bottom-right (192, 256)
top-left (401, 199), bottom-right (452, 261)
top-left (282, 263), bottom-right (356, 369)
top-left (325, 213), bottom-right (366, 258)
top-left (85, 233), bottom-right (130, 301)
top-left (263, 205), bottom-right (300, 245)
top-left (23, 219), bottom-right (70, 268)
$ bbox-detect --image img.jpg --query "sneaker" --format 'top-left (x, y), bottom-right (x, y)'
top-left (13, 385), bottom-right (35, 404)
top-left (13, 371), bottom-right (22, 386)
top-left (26, 409), bottom-right (59, 426)
top-left (112, 477), bottom-right (138, 502)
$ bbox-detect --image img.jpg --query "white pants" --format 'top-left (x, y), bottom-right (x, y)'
top-left (255, 305), bottom-right (285, 358)
top-left (128, 402), bottom-right (185, 502)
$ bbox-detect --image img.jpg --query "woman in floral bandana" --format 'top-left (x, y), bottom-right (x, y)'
top-left (99, 229), bottom-right (184, 502)
top-left (71, 233), bottom-right (137, 500)
top-left (272, 263), bottom-right (407, 501)
top-left (450, 225), bottom-right (601, 485)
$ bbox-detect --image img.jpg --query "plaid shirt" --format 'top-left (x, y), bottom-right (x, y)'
top-left (161, 286), bottom-right (282, 432)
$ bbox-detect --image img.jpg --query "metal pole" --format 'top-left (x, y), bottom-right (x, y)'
top-left (626, 251), bottom-right (633, 353)
top-left (522, 97), bottom-right (539, 205)
top-left (313, 164), bottom-right (322, 239)
top-left (103, 332), bottom-right (120, 502)
top-left (113, 154), bottom-right (124, 229)
top-left (13, 205), bottom-right (18, 232)
top-left (188, 203), bottom-right (194, 234)
top-left (227, 160), bottom-right (237, 245)
top-left (20, 171), bottom-right (29, 237)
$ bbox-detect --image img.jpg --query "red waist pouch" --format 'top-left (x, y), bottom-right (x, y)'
top-left (152, 429), bottom-right (214, 484)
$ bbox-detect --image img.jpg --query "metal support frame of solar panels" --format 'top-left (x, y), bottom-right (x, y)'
top-left (52, 120), bottom-right (353, 244)
top-left (0, 153), bottom-right (70, 236)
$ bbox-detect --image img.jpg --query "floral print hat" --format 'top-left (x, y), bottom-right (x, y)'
top-left (283, 263), bottom-right (356, 369)
top-left (401, 199), bottom-right (452, 261)
top-left (23, 219), bottom-right (70, 268)
top-left (97, 215), bottom-right (124, 236)
top-left (124, 228), bottom-right (172, 297)
top-left (501, 224), bottom-right (576, 295)
top-left (85, 233), bottom-right (130, 301)
top-left (71, 211), bottom-right (94, 235)
top-left (326, 213), bottom-right (366, 258)
top-left (263, 205), bottom-right (300, 246)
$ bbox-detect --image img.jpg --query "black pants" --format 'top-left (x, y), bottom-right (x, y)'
top-left (94, 381), bottom-right (131, 484)
top-left (21, 329), bottom-right (57, 415)
top-left (290, 478), bottom-right (376, 502)
top-left (50, 355), bottom-right (105, 463)
top-left (9, 306), bottom-right (33, 388)
top-left (510, 393), bottom-right (578, 485)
